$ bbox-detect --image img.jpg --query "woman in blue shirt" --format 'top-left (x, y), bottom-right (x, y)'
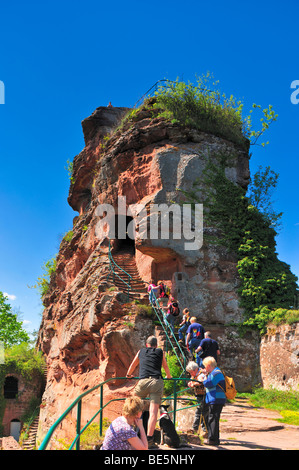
top-left (201, 356), bottom-right (226, 446)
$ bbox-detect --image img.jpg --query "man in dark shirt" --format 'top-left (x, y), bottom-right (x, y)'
top-left (186, 317), bottom-right (205, 359)
top-left (196, 331), bottom-right (220, 367)
top-left (126, 336), bottom-right (172, 448)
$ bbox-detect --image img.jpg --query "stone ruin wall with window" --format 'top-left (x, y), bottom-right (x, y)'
top-left (260, 322), bottom-right (299, 390)
top-left (1, 372), bottom-right (43, 439)
top-left (35, 104), bottom-right (297, 448)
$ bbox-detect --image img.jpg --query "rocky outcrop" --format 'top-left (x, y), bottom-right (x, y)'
top-left (37, 100), bottom-right (260, 448)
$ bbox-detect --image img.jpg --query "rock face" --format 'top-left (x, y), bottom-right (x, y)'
top-left (37, 101), bottom-right (261, 448)
top-left (260, 322), bottom-right (299, 390)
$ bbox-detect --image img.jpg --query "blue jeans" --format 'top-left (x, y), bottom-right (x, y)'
top-left (196, 354), bottom-right (204, 368)
top-left (188, 338), bottom-right (201, 356)
top-left (164, 313), bottom-right (175, 333)
top-left (149, 288), bottom-right (159, 305)
top-left (178, 323), bottom-right (188, 341)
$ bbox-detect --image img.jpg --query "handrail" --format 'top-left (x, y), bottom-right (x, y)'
top-left (148, 287), bottom-right (188, 373)
top-left (107, 240), bottom-right (132, 300)
top-left (133, 79), bottom-right (176, 109)
top-left (38, 376), bottom-right (201, 450)
top-left (106, 241), bottom-right (187, 370)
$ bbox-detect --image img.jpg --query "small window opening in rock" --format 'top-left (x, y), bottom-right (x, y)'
top-left (282, 374), bottom-right (286, 381)
top-left (4, 376), bottom-right (18, 399)
top-left (177, 273), bottom-right (183, 281)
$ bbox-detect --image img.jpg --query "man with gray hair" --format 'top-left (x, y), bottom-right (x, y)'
top-left (126, 336), bottom-right (172, 448)
top-left (186, 361), bottom-right (208, 436)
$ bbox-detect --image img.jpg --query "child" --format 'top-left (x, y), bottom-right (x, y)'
top-left (178, 308), bottom-right (191, 343)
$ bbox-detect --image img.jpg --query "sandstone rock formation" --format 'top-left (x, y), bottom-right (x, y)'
top-left (37, 100), bottom-right (261, 448)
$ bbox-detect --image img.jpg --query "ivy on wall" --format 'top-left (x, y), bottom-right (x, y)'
top-left (180, 153), bottom-right (299, 335)
top-left (0, 344), bottom-right (45, 436)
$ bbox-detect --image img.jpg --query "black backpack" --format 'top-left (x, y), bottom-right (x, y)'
top-left (170, 302), bottom-right (180, 317)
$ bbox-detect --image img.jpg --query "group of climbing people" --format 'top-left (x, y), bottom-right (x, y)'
top-left (99, 281), bottom-right (226, 450)
top-left (147, 280), bottom-right (220, 369)
top-left (99, 279), bottom-right (229, 450)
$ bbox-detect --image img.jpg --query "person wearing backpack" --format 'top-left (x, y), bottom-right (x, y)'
top-left (157, 281), bottom-right (168, 299)
top-left (164, 297), bottom-right (180, 334)
top-left (186, 317), bottom-right (205, 360)
top-left (200, 356), bottom-right (226, 446)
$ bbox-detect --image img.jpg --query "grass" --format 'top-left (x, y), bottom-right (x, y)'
top-left (238, 387), bottom-right (299, 426)
top-left (79, 419), bottom-right (111, 450)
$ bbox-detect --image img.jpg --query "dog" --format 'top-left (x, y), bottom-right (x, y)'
top-left (159, 404), bottom-right (181, 448)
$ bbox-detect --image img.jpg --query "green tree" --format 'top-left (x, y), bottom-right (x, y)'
top-left (247, 165), bottom-right (283, 230)
top-left (0, 291), bottom-right (30, 347)
top-left (179, 154), bottom-right (298, 334)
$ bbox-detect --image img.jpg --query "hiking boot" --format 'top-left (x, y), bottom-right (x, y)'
top-left (204, 439), bottom-right (220, 446)
top-left (186, 428), bottom-right (198, 434)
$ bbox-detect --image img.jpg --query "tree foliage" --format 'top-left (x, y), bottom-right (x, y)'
top-left (247, 165), bottom-right (283, 230)
top-left (153, 74), bottom-right (278, 149)
top-left (0, 291), bottom-right (30, 347)
top-left (181, 154), bottom-right (298, 334)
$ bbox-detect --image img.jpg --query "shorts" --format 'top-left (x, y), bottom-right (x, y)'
top-left (134, 378), bottom-right (164, 404)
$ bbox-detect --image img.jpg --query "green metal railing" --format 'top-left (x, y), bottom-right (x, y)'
top-left (38, 376), bottom-right (201, 450)
top-left (107, 240), bottom-right (132, 301)
top-left (34, 247), bottom-right (193, 451)
top-left (133, 79), bottom-right (176, 109)
top-left (148, 287), bottom-right (188, 373)
top-left (106, 242), bottom-right (187, 373)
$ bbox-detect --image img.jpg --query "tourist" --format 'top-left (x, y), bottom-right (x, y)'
top-left (199, 356), bottom-right (226, 446)
top-left (157, 281), bottom-right (169, 299)
top-left (195, 331), bottom-right (220, 367)
top-left (147, 280), bottom-right (159, 305)
top-left (126, 335), bottom-right (172, 448)
top-left (186, 317), bottom-right (205, 361)
top-left (101, 396), bottom-right (148, 450)
top-left (164, 296), bottom-right (180, 334)
top-left (178, 308), bottom-right (191, 343)
top-left (186, 361), bottom-right (208, 436)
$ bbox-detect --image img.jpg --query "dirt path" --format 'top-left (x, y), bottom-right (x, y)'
top-left (159, 397), bottom-right (299, 451)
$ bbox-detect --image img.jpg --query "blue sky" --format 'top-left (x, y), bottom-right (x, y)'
top-left (0, 0), bottom-right (298, 335)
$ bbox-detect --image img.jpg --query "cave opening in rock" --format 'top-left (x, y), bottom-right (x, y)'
top-left (114, 215), bottom-right (135, 253)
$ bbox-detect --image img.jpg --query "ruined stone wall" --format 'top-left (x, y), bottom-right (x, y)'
top-left (2, 372), bottom-right (43, 437)
top-left (260, 322), bottom-right (299, 390)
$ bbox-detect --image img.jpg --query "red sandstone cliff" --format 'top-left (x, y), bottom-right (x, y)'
top-left (37, 100), bottom-right (260, 448)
